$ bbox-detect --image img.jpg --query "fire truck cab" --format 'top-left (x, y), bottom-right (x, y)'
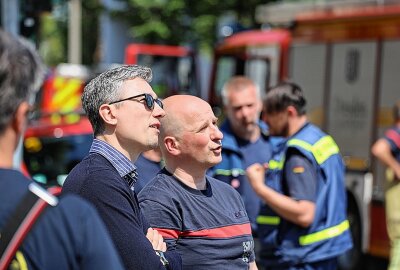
top-left (23, 64), bottom-right (93, 187)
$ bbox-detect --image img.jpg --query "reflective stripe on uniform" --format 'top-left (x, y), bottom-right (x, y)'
top-left (287, 135), bottom-right (339, 165)
top-left (10, 251), bottom-right (28, 270)
top-left (256, 215), bottom-right (280, 225)
top-left (214, 168), bottom-right (245, 177)
top-left (268, 159), bottom-right (284, 170)
top-left (299, 220), bottom-right (350, 246)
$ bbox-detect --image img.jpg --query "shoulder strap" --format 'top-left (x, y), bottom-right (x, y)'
top-left (0, 183), bottom-right (60, 269)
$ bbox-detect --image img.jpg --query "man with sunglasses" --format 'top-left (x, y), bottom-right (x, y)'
top-left (62, 65), bottom-right (181, 270)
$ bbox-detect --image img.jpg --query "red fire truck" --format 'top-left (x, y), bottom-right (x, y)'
top-left (23, 44), bottom-right (200, 187)
top-left (124, 44), bottom-right (200, 98)
top-left (23, 64), bottom-right (93, 187)
top-left (208, 1), bottom-right (400, 268)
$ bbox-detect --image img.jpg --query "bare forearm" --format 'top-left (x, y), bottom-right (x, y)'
top-left (254, 184), bottom-right (315, 228)
top-left (372, 139), bottom-right (400, 178)
top-left (249, 261), bottom-right (258, 270)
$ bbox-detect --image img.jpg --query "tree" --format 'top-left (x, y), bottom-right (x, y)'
top-left (37, 0), bottom-right (101, 66)
top-left (114, 0), bottom-right (276, 53)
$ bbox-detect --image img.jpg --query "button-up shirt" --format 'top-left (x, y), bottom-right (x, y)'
top-left (90, 139), bottom-right (138, 190)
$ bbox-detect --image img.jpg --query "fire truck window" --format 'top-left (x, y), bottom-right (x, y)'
top-left (245, 59), bottom-right (270, 96)
top-left (23, 134), bottom-right (93, 187)
top-left (215, 57), bottom-right (236, 98)
top-left (138, 55), bottom-right (197, 98)
top-left (177, 56), bottom-right (197, 96)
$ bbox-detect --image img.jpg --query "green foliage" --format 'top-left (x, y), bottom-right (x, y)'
top-left (81, 0), bottom-right (102, 65)
top-left (115, 0), bottom-right (275, 53)
top-left (39, 13), bottom-right (67, 66)
top-left (38, 0), bottom-right (101, 67)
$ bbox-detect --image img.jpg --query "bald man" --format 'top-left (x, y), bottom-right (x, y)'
top-left (138, 95), bottom-right (258, 270)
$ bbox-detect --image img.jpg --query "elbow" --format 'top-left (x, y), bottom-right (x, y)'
top-left (371, 143), bottom-right (380, 158)
top-left (371, 139), bottom-right (388, 159)
top-left (297, 214), bottom-right (314, 228)
top-left (296, 203), bottom-right (315, 228)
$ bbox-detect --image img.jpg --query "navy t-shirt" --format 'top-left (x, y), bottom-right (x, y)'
top-left (283, 149), bottom-right (318, 202)
top-left (134, 153), bottom-right (162, 193)
top-left (139, 168), bottom-right (255, 270)
top-left (0, 169), bottom-right (123, 270)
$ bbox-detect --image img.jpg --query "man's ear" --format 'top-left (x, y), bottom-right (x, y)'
top-left (99, 104), bottom-right (117, 125)
top-left (12, 101), bottom-right (30, 134)
top-left (163, 136), bottom-right (180, 156)
top-left (287, 105), bottom-right (298, 117)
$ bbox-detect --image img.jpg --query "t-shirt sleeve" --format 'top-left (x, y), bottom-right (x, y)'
top-left (384, 128), bottom-right (400, 156)
top-left (140, 195), bottom-right (183, 269)
top-left (283, 150), bottom-right (318, 202)
top-left (139, 198), bottom-right (182, 249)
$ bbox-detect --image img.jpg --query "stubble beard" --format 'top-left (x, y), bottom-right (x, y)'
top-left (145, 136), bottom-right (159, 151)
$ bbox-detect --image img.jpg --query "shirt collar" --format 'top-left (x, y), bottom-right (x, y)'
top-left (90, 139), bottom-right (138, 188)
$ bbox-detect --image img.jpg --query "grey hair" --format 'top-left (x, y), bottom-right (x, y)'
top-left (82, 64), bottom-right (152, 135)
top-left (220, 76), bottom-right (260, 106)
top-left (0, 30), bottom-right (45, 134)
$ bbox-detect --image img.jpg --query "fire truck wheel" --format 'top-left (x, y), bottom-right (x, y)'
top-left (338, 193), bottom-right (362, 270)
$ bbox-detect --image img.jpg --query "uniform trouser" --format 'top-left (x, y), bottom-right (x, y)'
top-left (385, 171), bottom-right (400, 270)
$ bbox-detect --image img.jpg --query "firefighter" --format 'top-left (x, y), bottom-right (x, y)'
top-left (246, 82), bottom-right (353, 269)
top-left (371, 101), bottom-right (400, 270)
top-left (207, 76), bottom-right (272, 234)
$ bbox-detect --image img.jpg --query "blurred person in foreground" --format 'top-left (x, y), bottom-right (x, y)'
top-left (139, 95), bottom-right (258, 270)
top-left (0, 30), bottom-right (123, 269)
top-left (247, 82), bottom-right (353, 269)
top-left (208, 76), bottom-right (273, 235)
top-left (371, 101), bottom-right (400, 270)
top-left (62, 65), bottom-right (181, 269)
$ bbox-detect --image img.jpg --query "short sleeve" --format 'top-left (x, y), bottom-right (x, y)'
top-left (140, 198), bottom-right (182, 248)
top-left (283, 150), bottom-right (318, 202)
top-left (384, 128), bottom-right (400, 156)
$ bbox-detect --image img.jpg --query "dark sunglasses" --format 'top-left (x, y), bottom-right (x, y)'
top-left (109, 93), bottom-right (163, 110)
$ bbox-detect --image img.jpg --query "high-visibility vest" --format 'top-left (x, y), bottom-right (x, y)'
top-left (258, 123), bottom-right (353, 266)
top-left (256, 145), bottom-right (285, 258)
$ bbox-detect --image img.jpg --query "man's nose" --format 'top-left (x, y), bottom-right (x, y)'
top-left (154, 103), bottom-right (166, 118)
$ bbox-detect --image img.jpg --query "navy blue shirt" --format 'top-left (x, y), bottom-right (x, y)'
top-left (0, 169), bottom-right (124, 270)
top-left (139, 168), bottom-right (255, 270)
top-left (134, 154), bottom-right (162, 193)
top-left (62, 139), bottom-right (182, 270)
top-left (237, 135), bottom-right (271, 230)
top-left (283, 149), bottom-right (318, 202)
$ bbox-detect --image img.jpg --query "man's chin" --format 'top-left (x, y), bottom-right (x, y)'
top-left (209, 157), bottom-right (222, 166)
top-left (145, 141), bottom-right (159, 151)
top-left (244, 123), bottom-right (258, 131)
